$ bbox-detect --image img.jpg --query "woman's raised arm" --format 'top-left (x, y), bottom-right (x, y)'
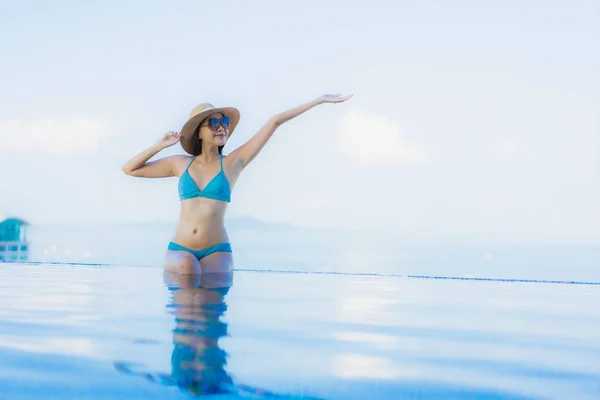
top-left (122, 131), bottom-right (188, 178)
top-left (229, 93), bottom-right (352, 168)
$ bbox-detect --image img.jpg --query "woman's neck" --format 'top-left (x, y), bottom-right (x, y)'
top-left (197, 146), bottom-right (221, 163)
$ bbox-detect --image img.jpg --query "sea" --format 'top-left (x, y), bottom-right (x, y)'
top-left (21, 217), bottom-right (600, 282)
top-left (2, 218), bottom-right (600, 399)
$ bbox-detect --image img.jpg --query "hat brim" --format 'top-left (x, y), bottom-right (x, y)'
top-left (180, 106), bottom-right (240, 155)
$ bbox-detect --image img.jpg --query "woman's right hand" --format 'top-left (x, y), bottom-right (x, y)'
top-left (156, 131), bottom-right (181, 149)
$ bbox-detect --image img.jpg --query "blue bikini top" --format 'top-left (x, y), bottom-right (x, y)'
top-left (178, 155), bottom-right (231, 202)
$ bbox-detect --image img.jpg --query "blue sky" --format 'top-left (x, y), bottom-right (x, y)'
top-left (0, 0), bottom-right (598, 242)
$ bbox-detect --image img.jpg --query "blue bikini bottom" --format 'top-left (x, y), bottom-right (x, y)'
top-left (167, 241), bottom-right (232, 260)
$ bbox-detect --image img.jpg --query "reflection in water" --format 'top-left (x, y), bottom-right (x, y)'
top-left (164, 271), bottom-right (234, 395)
top-left (114, 271), bottom-right (323, 399)
top-left (114, 271), bottom-right (235, 395)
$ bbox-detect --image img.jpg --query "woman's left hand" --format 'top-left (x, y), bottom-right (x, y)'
top-left (319, 93), bottom-right (353, 104)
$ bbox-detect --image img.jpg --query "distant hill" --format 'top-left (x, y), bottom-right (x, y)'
top-left (32, 216), bottom-right (289, 230)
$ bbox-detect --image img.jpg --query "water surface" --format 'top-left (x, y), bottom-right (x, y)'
top-left (1, 263), bottom-right (599, 399)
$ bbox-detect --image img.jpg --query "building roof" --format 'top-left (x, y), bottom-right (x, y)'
top-left (0, 216), bottom-right (30, 225)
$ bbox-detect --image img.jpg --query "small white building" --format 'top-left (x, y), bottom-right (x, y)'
top-left (0, 216), bottom-right (30, 262)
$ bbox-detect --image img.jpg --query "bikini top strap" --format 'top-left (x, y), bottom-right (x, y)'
top-left (219, 154), bottom-right (223, 170)
top-left (186, 156), bottom-right (196, 171)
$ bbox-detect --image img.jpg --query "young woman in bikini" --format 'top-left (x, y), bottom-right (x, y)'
top-left (122, 93), bottom-right (352, 274)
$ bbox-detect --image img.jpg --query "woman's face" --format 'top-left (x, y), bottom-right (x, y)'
top-left (199, 112), bottom-right (230, 147)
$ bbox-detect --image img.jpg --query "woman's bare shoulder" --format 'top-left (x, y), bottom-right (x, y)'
top-left (170, 154), bottom-right (195, 176)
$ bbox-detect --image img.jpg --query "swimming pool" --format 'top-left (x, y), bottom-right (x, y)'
top-left (1, 263), bottom-right (599, 399)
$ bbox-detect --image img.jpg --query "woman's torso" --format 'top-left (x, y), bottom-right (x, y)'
top-left (171, 155), bottom-right (240, 249)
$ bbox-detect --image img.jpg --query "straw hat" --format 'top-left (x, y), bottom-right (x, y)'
top-left (180, 103), bottom-right (241, 154)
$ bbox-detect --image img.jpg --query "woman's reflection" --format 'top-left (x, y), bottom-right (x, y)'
top-left (163, 270), bottom-right (234, 395)
top-left (114, 271), bottom-right (236, 395)
top-left (115, 271), bottom-right (323, 399)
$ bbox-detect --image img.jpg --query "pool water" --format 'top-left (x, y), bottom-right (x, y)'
top-left (1, 263), bottom-right (599, 399)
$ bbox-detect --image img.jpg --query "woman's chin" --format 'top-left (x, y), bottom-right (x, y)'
top-left (210, 137), bottom-right (226, 147)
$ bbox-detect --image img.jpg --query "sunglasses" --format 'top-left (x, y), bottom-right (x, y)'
top-left (204, 116), bottom-right (231, 131)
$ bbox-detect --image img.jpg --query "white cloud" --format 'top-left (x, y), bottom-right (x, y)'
top-left (496, 138), bottom-right (539, 161)
top-left (0, 116), bottom-right (114, 156)
top-left (337, 111), bottom-right (430, 165)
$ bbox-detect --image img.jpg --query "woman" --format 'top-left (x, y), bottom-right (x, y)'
top-left (122, 93), bottom-right (352, 274)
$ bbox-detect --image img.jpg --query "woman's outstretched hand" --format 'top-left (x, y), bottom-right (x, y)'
top-left (156, 131), bottom-right (181, 149)
top-left (319, 93), bottom-right (353, 104)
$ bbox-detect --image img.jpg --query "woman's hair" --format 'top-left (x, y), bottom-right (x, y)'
top-left (192, 120), bottom-right (224, 156)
